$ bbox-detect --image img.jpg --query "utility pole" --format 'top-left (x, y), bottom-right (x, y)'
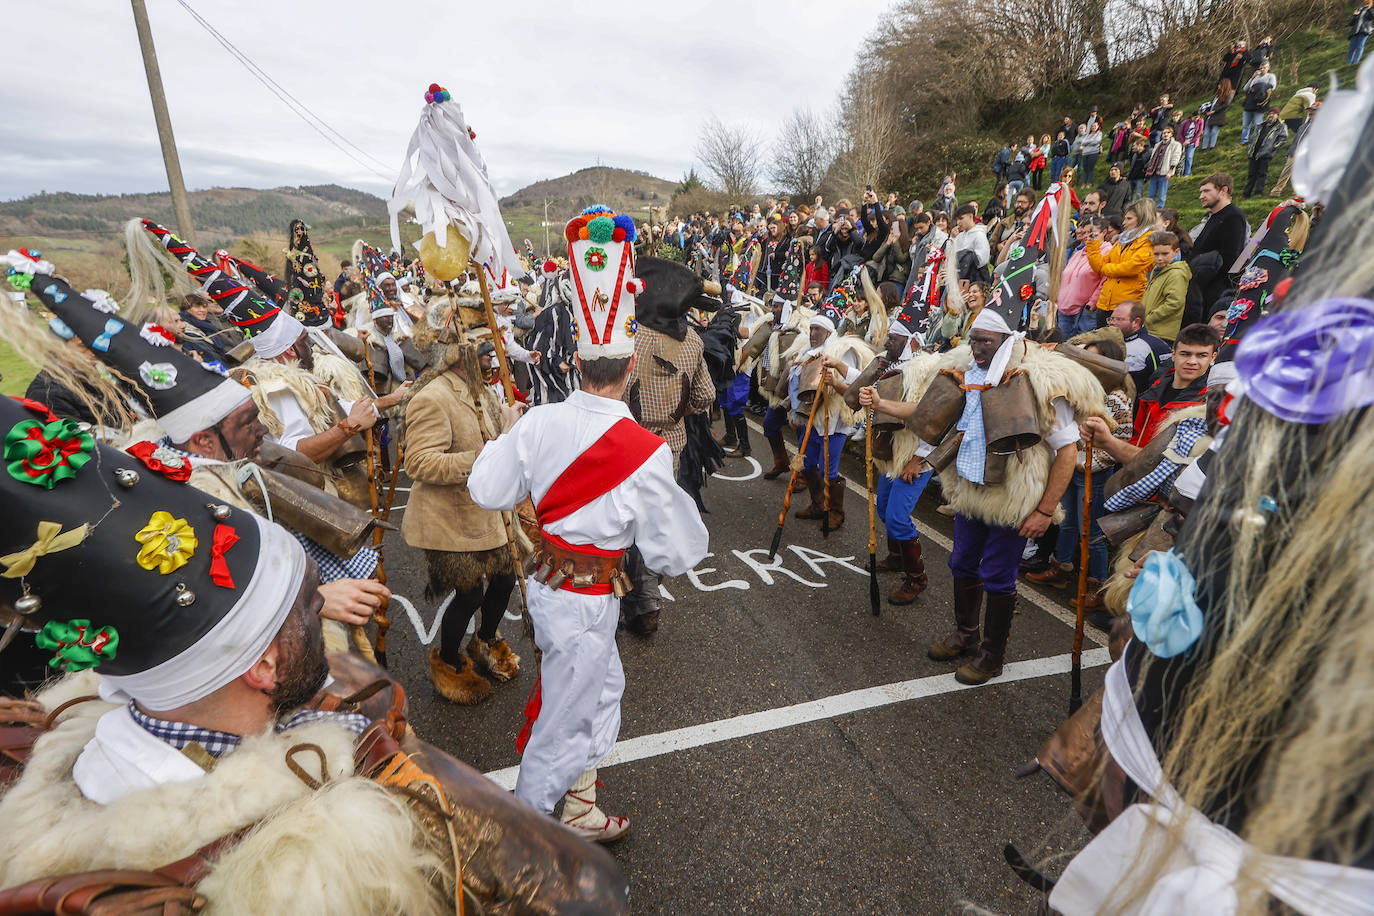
top-left (543, 197), bottom-right (551, 258)
top-left (130, 0), bottom-right (196, 245)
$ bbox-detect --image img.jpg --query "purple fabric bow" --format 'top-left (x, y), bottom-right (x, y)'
top-left (1235, 297), bottom-right (1374, 424)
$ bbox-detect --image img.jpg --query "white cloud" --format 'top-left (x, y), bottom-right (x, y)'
top-left (4, 0), bottom-right (889, 200)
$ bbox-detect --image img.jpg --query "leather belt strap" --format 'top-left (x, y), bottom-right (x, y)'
top-left (532, 531), bottom-right (628, 596)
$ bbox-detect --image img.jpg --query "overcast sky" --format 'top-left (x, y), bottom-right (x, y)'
top-left (3, 0), bottom-right (891, 202)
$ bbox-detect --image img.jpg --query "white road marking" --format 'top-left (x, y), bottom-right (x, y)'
top-left (484, 648), bottom-right (1112, 789)
top-left (712, 456), bottom-right (761, 481)
top-left (742, 417), bottom-right (1105, 647)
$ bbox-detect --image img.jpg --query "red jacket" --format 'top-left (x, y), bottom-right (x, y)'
top-left (803, 260), bottom-right (830, 292)
top-left (1132, 368), bottom-right (1208, 446)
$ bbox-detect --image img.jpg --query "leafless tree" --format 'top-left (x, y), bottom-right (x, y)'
top-left (832, 79), bottom-right (903, 195)
top-left (694, 116), bottom-right (763, 199)
top-left (769, 108), bottom-right (836, 199)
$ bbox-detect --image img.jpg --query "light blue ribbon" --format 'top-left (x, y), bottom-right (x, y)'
top-left (92, 318), bottom-right (123, 353)
top-left (1126, 549), bottom-right (1204, 658)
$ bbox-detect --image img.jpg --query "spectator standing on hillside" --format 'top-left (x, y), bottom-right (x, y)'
top-left (1145, 126), bottom-right (1184, 207)
top-left (1098, 163), bottom-right (1131, 218)
top-left (1202, 92), bottom-right (1230, 150)
top-left (1085, 198), bottom-right (1157, 324)
top-left (1108, 120), bottom-right (1132, 159)
top-left (1005, 142), bottom-right (1029, 204)
top-left (1246, 35), bottom-right (1275, 80)
top-left (1057, 216), bottom-right (1110, 337)
top-left (1269, 99), bottom-right (1322, 196)
top-left (1050, 130), bottom-right (1071, 182)
top-left (1080, 122), bottom-right (1104, 185)
top-left (1177, 106), bottom-right (1206, 175)
top-left (1148, 94), bottom-right (1174, 143)
top-left (932, 179), bottom-right (958, 214)
top-left (1219, 40), bottom-right (1248, 97)
top-left (1278, 85), bottom-right (1318, 156)
top-left (1240, 61), bottom-right (1277, 144)
top-left (1351, 0), bottom-right (1374, 64)
top-left (1184, 173), bottom-right (1248, 325)
top-left (992, 143), bottom-right (1012, 183)
top-left (1027, 135), bottom-right (1048, 190)
top-left (1127, 138), bottom-right (1150, 201)
top-left (1141, 230), bottom-right (1191, 342)
top-left (952, 204), bottom-right (991, 285)
top-left (1069, 124), bottom-right (1088, 173)
top-left (1243, 108), bottom-right (1289, 198)
top-left (1108, 300), bottom-right (1173, 398)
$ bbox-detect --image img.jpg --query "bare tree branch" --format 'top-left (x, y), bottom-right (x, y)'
top-left (769, 108), bottom-right (836, 199)
top-left (694, 116), bottom-right (763, 199)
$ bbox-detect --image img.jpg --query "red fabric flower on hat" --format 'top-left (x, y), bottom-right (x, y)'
top-left (125, 441), bottom-right (193, 482)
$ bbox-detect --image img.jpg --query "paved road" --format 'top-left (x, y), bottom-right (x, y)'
top-left (376, 416), bottom-right (1104, 915)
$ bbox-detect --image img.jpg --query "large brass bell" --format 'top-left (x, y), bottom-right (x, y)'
top-left (796, 357), bottom-right (824, 405)
top-left (842, 356), bottom-right (887, 411)
top-left (742, 321), bottom-right (772, 361)
top-left (905, 371), bottom-right (965, 444)
top-left (925, 428), bottom-right (964, 473)
top-left (1100, 504), bottom-right (1162, 546)
top-left (980, 372), bottom-right (1042, 454)
top-left (871, 375), bottom-right (907, 431)
top-left (1056, 343), bottom-right (1128, 394)
top-left (239, 464), bottom-right (395, 558)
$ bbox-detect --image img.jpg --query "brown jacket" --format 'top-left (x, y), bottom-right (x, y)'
top-left (401, 371), bottom-right (508, 552)
top-left (623, 327), bottom-right (714, 464)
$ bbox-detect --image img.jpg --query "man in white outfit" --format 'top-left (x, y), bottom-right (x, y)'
top-left (469, 205), bottom-right (708, 843)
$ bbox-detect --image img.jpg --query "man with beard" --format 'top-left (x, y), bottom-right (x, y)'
top-left (359, 303), bottom-right (423, 397)
top-left (993, 189), bottom-right (1038, 265)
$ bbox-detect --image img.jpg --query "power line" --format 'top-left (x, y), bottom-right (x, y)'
top-left (171, 0), bottom-right (395, 182)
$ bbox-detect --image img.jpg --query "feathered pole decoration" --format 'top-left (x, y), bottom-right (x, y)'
top-left (1045, 168), bottom-right (1076, 335)
top-left (391, 82), bottom-right (527, 624)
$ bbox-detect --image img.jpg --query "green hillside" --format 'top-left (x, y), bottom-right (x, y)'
top-left (499, 166), bottom-right (676, 259)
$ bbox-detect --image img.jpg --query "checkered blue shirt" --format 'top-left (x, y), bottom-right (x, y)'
top-left (954, 365), bottom-right (989, 484)
top-left (1104, 416), bottom-right (1209, 512)
top-left (129, 701), bottom-right (370, 760)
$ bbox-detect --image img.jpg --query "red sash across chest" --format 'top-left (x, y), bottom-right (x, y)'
top-left (535, 416), bottom-right (663, 531)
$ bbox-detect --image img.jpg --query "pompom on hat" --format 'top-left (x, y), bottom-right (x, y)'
top-left (564, 205), bottom-right (642, 360)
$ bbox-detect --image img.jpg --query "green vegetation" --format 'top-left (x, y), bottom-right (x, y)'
top-left (0, 338), bottom-right (35, 397)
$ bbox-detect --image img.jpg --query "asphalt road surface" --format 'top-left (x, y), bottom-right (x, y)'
top-left (377, 415), bottom-right (1107, 915)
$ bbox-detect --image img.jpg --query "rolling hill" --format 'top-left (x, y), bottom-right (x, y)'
top-left (497, 166), bottom-right (676, 257)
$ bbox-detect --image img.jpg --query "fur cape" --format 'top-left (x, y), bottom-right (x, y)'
top-left (238, 360), bottom-right (341, 439)
top-left (310, 349), bottom-right (369, 403)
top-left (914, 341), bottom-right (1110, 528)
top-left (875, 351), bottom-right (944, 477)
top-left (758, 304), bottom-right (814, 408)
top-left (815, 333), bottom-right (878, 430)
top-left (0, 673), bottom-right (448, 915)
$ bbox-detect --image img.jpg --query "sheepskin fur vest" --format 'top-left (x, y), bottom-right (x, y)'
top-left (759, 305), bottom-right (814, 408)
top-left (0, 673), bottom-right (449, 916)
top-left (239, 359), bottom-right (343, 439)
top-left (875, 351), bottom-right (944, 478)
top-left (919, 341), bottom-right (1109, 528)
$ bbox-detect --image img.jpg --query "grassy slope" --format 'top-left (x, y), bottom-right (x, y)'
top-left (936, 26), bottom-right (1355, 228)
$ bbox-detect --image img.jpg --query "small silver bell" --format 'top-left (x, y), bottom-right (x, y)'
top-left (14, 593), bottom-right (42, 616)
top-left (76, 422), bottom-right (93, 433)
top-left (114, 467), bottom-right (140, 488)
top-left (208, 503), bottom-right (232, 520)
top-left (174, 583), bottom-right (196, 606)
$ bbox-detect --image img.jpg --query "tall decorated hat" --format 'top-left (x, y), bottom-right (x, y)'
top-left (0, 394), bottom-right (304, 708)
top-left (8, 253), bottom-right (250, 443)
top-left (137, 219), bottom-right (305, 358)
top-left (809, 300), bottom-right (846, 336)
top-left (285, 219), bottom-right (328, 314)
top-left (564, 206), bottom-right (642, 360)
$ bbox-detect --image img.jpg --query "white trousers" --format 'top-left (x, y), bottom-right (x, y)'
top-left (514, 580), bottom-right (625, 814)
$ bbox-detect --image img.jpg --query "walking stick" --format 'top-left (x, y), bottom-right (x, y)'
top-left (357, 336), bottom-right (390, 666)
top-left (476, 267), bottom-right (530, 622)
top-left (769, 357), bottom-right (824, 559)
top-left (865, 407), bottom-right (880, 617)
top-left (821, 384), bottom-right (832, 538)
top-left (1069, 442), bottom-right (1093, 714)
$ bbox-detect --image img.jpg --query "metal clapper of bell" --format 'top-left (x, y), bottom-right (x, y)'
top-left (980, 372), bottom-right (1042, 455)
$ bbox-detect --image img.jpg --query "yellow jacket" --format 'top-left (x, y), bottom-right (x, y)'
top-left (1086, 231), bottom-right (1154, 313)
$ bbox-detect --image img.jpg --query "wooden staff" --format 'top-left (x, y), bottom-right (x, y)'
top-left (769, 357), bottom-right (824, 560)
top-left (1070, 441), bottom-right (1093, 714)
top-left (356, 337), bottom-right (390, 666)
top-left (865, 407), bottom-right (880, 617)
top-left (820, 384), bottom-right (832, 538)
top-left (475, 266), bottom-right (530, 621)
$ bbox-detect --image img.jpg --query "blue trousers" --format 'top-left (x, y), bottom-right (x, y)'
top-left (1241, 109), bottom-right (1263, 144)
top-left (949, 513), bottom-right (1022, 595)
top-left (721, 372), bottom-right (750, 418)
top-left (1057, 309), bottom-right (1098, 339)
top-left (1181, 144), bottom-right (1197, 176)
top-left (877, 471), bottom-right (934, 541)
top-left (1053, 467), bottom-right (1109, 581)
top-left (1352, 33), bottom-right (1370, 65)
top-left (763, 405), bottom-right (788, 439)
top-left (802, 429), bottom-right (845, 479)
top-left (1148, 175), bottom-right (1171, 207)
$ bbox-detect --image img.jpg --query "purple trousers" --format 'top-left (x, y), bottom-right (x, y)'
top-left (948, 513), bottom-right (1023, 595)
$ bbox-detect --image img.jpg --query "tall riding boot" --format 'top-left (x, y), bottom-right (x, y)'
top-left (620, 547), bottom-right (662, 637)
top-left (560, 768), bottom-right (630, 843)
top-left (795, 468), bottom-right (827, 519)
top-left (875, 537), bottom-right (903, 572)
top-left (826, 478), bottom-right (846, 530)
top-left (889, 539), bottom-right (927, 605)
top-left (956, 591), bottom-right (1017, 684)
top-left (763, 434), bottom-right (789, 479)
top-left (725, 414), bottom-right (751, 457)
top-left (928, 577), bottom-right (983, 660)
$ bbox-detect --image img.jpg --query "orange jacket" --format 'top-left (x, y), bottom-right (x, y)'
top-left (1085, 231), bottom-right (1153, 313)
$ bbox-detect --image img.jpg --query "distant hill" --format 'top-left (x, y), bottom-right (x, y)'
top-left (0, 184), bottom-right (387, 243)
top-left (498, 166), bottom-right (676, 256)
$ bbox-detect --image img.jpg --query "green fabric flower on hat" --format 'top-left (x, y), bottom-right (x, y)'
top-left (5, 418), bottom-right (95, 489)
top-left (584, 247), bottom-right (608, 272)
top-left (36, 619), bottom-right (119, 671)
top-left (587, 216), bottom-right (616, 245)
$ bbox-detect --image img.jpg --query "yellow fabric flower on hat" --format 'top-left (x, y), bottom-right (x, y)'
top-left (134, 511), bottom-right (198, 574)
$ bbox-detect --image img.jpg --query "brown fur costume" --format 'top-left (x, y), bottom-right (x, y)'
top-left (423, 546), bottom-right (517, 600)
